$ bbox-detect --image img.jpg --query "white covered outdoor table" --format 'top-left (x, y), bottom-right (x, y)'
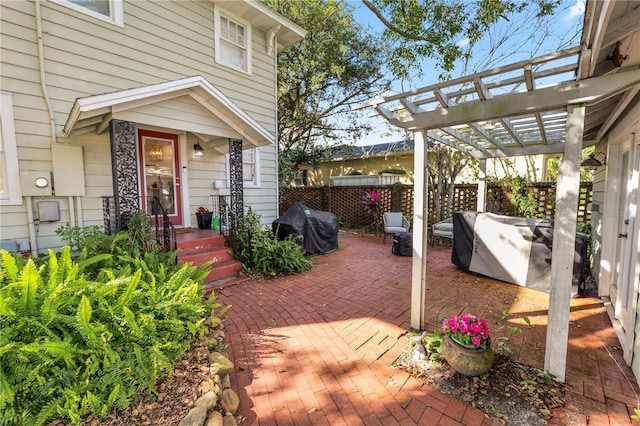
top-left (451, 211), bottom-right (587, 293)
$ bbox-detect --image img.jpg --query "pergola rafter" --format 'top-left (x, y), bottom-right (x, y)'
top-left (357, 46), bottom-right (640, 160)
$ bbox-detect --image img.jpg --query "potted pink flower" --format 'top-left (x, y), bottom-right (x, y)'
top-left (442, 314), bottom-right (490, 349)
top-left (441, 313), bottom-right (494, 376)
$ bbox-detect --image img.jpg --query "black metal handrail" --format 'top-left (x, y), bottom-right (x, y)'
top-left (149, 196), bottom-right (177, 251)
top-left (218, 196), bottom-right (239, 251)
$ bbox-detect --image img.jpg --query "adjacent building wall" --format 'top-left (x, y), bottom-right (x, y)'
top-left (304, 151), bottom-right (548, 187)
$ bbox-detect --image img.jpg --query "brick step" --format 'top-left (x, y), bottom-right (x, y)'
top-left (177, 234), bottom-right (227, 252)
top-left (204, 275), bottom-right (251, 296)
top-left (203, 259), bottom-right (243, 283)
top-left (179, 247), bottom-right (234, 265)
top-left (176, 231), bottom-right (242, 286)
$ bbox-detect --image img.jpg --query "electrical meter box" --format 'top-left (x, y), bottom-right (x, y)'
top-left (52, 144), bottom-right (85, 196)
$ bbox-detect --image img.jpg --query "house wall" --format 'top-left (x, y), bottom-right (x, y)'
top-left (0, 0), bottom-right (280, 253)
top-left (592, 102), bottom-right (640, 383)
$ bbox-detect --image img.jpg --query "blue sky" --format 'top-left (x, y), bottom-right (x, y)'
top-left (349, 0), bottom-right (586, 146)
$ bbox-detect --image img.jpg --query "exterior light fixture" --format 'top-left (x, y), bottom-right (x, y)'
top-left (193, 142), bottom-right (204, 157)
top-left (149, 144), bottom-right (163, 162)
top-left (580, 152), bottom-right (606, 170)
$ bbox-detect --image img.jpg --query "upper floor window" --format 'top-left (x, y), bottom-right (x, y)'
top-left (0, 92), bottom-right (22, 205)
top-left (51, 0), bottom-right (124, 26)
top-left (214, 7), bottom-right (252, 74)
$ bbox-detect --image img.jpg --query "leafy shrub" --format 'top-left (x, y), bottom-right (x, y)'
top-left (55, 224), bottom-right (110, 252)
top-left (233, 210), bottom-right (313, 278)
top-left (378, 168), bottom-right (406, 175)
top-left (124, 210), bottom-right (156, 253)
top-left (503, 176), bottom-right (539, 218)
top-left (0, 246), bottom-right (218, 426)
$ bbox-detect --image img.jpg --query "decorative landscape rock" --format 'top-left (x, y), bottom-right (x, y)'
top-left (195, 390), bottom-right (218, 410)
top-left (209, 352), bottom-right (234, 376)
top-left (222, 413), bottom-right (238, 426)
top-left (220, 389), bottom-right (240, 414)
top-left (204, 410), bottom-right (223, 426)
top-left (178, 406), bottom-right (208, 426)
top-left (194, 346), bottom-right (211, 361)
top-left (221, 374), bottom-right (231, 390)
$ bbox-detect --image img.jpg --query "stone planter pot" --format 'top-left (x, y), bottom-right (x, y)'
top-left (196, 212), bottom-right (213, 229)
top-left (442, 335), bottom-right (494, 377)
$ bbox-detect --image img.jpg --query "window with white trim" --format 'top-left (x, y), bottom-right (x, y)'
top-left (0, 92), bottom-right (22, 205)
top-left (214, 7), bottom-right (252, 74)
top-left (242, 148), bottom-right (260, 187)
top-left (51, 0), bottom-right (124, 27)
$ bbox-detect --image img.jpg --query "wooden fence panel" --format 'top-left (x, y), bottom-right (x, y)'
top-left (279, 182), bottom-right (592, 230)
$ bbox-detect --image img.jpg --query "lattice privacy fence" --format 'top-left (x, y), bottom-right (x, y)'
top-left (280, 183), bottom-right (592, 229)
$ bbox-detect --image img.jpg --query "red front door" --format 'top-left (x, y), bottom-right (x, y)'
top-left (138, 130), bottom-right (183, 226)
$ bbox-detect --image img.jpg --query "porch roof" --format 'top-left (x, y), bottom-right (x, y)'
top-left (354, 2), bottom-right (640, 159)
top-left (61, 75), bottom-right (275, 149)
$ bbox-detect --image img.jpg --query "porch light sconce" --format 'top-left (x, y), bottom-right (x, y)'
top-left (580, 152), bottom-right (606, 170)
top-left (193, 142), bottom-right (204, 158)
top-left (149, 144), bottom-right (163, 162)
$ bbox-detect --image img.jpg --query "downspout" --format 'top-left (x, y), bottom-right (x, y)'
top-left (28, 0), bottom-right (57, 256)
top-left (68, 197), bottom-right (77, 227)
top-left (35, 1), bottom-right (81, 231)
top-left (270, 28), bottom-right (280, 217)
top-left (26, 197), bottom-right (38, 256)
top-left (35, 0), bottom-right (57, 145)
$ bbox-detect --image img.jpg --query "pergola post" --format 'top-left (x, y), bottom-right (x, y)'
top-left (477, 159), bottom-right (487, 212)
top-left (544, 103), bottom-right (585, 382)
top-left (411, 130), bottom-right (428, 330)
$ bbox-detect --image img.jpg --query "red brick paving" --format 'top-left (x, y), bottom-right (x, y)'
top-left (215, 233), bottom-right (639, 425)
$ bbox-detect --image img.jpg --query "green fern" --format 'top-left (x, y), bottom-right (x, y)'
top-left (0, 243), bottom-right (222, 425)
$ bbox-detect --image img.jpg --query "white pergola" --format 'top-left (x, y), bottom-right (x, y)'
top-left (355, 33), bottom-right (640, 381)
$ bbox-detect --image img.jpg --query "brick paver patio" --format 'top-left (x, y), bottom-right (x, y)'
top-left (216, 232), bottom-right (639, 425)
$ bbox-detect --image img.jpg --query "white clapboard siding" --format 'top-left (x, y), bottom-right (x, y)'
top-left (1, 0), bottom-right (285, 251)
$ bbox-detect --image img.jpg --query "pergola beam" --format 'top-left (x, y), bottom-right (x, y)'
top-left (379, 46), bottom-right (581, 104)
top-left (601, 5), bottom-right (640, 49)
top-left (596, 84), bottom-right (640, 139)
top-left (388, 70), bottom-right (640, 131)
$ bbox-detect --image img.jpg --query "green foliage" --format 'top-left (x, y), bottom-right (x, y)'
top-left (124, 210), bottom-right (156, 253)
top-left (0, 246), bottom-right (218, 426)
top-left (233, 210), bottom-right (313, 278)
top-left (496, 312), bottom-right (532, 355)
top-left (347, 170), bottom-right (363, 176)
top-left (421, 330), bottom-right (443, 362)
top-left (378, 168), bottom-right (406, 175)
top-left (488, 176), bottom-right (543, 218)
top-left (265, 0), bottom-right (389, 187)
top-left (55, 224), bottom-right (109, 252)
top-left (520, 379), bottom-right (537, 392)
top-left (363, 0), bottom-right (561, 80)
